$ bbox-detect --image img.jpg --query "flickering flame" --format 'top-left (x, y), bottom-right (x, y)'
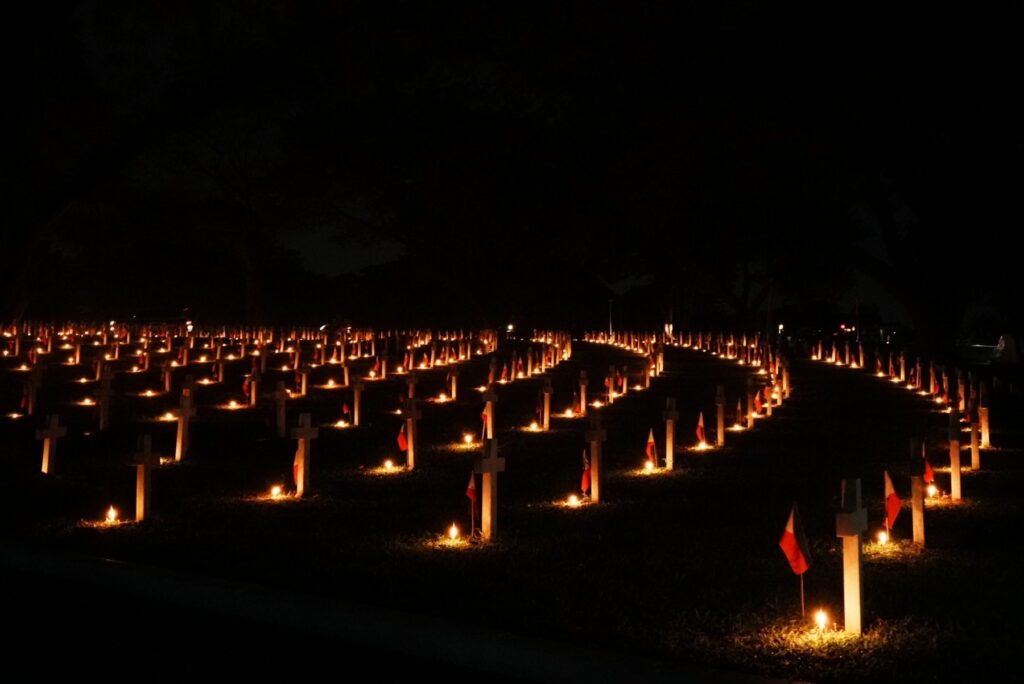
top-left (517, 372), bottom-right (524, 379)
top-left (644, 460), bottom-right (655, 472)
top-left (160, 411), bottom-right (176, 421)
top-left (103, 353), bottom-right (111, 360)
top-left (437, 392), bottom-right (448, 402)
top-left (463, 433), bottom-right (474, 445)
top-left (8, 412), bottom-right (23, 419)
top-left (199, 379), bottom-right (213, 385)
top-left (226, 354), bottom-right (236, 360)
top-left (815, 609), bottom-right (828, 632)
top-left (171, 361), bottom-right (180, 367)
top-left (927, 484), bottom-right (937, 498)
top-left (528, 421), bottom-right (539, 432)
top-left (131, 365), bottom-right (140, 372)
top-left (396, 365), bottom-right (404, 372)
top-left (270, 485), bottom-right (283, 499)
top-left (77, 377), bottom-right (90, 383)
top-left (877, 530), bottom-right (889, 545)
top-left (80, 398), bottom-right (95, 406)
top-left (695, 441), bottom-right (709, 451)
top-left (633, 384), bottom-right (643, 391)
top-left (228, 400), bottom-right (240, 409)
top-left (142, 390), bottom-right (156, 397)
top-left (383, 459), bottom-right (395, 471)
top-left (448, 523), bottom-right (459, 540)
top-left (591, 400), bottom-right (604, 409)
top-left (281, 365), bottom-right (290, 371)
top-left (419, 362), bottom-right (427, 369)
top-left (934, 397), bottom-right (944, 404)
top-left (105, 506), bottom-right (118, 524)
top-left (199, 355), bottom-right (207, 362)
top-left (334, 419), bottom-right (349, 428)
top-left (327, 379), bottom-right (336, 387)
top-left (369, 370), bottom-right (377, 378)
top-left (563, 408), bottom-right (576, 418)
top-left (567, 494), bottom-right (581, 508)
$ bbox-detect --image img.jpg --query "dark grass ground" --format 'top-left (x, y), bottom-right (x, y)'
top-left (2, 341), bottom-right (1022, 682)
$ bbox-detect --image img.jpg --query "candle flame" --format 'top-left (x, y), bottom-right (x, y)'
top-left (271, 485), bottom-right (283, 499)
top-left (105, 506), bottom-right (118, 524)
top-left (448, 523), bottom-right (459, 540)
top-left (815, 609), bottom-right (828, 632)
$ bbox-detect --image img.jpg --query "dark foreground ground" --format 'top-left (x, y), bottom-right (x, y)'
top-left (2, 342), bottom-right (1022, 682)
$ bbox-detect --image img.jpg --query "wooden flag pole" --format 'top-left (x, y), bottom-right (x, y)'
top-left (800, 574), bottom-right (806, 618)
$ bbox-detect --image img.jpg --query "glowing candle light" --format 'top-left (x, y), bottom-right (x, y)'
top-left (528, 421), bottom-right (539, 432)
top-left (567, 494), bottom-right (581, 508)
top-left (448, 523), bottom-right (459, 540)
top-left (876, 530), bottom-right (889, 545)
top-left (327, 379), bottom-right (336, 388)
top-left (815, 609), bottom-right (828, 632)
top-left (383, 459), bottom-right (395, 471)
top-left (644, 460), bottom-right (655, 472)
top-left (228, 400), bottom-right (239, 409)
top-left (105, 506), bottom-right (119, 525)
top-left (463, 433), bottom-right (474, 445)
top-left (80, 397), bottom-right (95, 406)
top-left (334, 419), bottom-right (349, 428)
top-left (563, 408), bottom-right (575, 418)
top-left (160, 411), bottom-right (176, 421)
top-left (270, 485), bottom-right (283, 499)
top-left (926, 484), bottom-right (937, 498)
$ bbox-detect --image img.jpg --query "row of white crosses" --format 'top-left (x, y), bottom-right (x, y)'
top-left (460, 334), bottom-right (575, 540)
top-left (6, 323), bottom-right (498, 428)
top-left (813, 338), bottom-right (993, 448)
top-left (812, 339), bottom-right (994, 501)
top-left (805, 337), bottom-right (1002, 634)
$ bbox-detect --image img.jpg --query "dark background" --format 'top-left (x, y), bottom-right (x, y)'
top-left (8, 2), bottom-right (1020, 345)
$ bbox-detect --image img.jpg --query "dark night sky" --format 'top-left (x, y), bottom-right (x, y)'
top-left (8, 2), bottom-right (1020, 344)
